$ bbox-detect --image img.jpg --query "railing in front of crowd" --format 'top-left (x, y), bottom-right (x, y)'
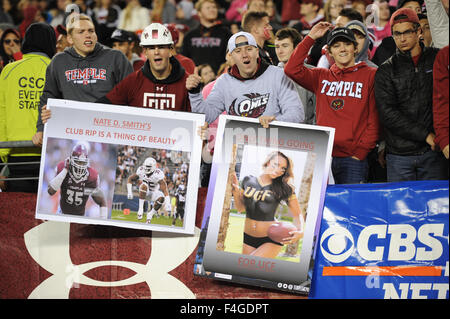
top-left (0, 140), bottom-right (40, 181)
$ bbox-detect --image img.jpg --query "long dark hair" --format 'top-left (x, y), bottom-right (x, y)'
top-left (0, 28), bottom-right (21, 68)
top-left (262, 151), bottom-right (294, 202)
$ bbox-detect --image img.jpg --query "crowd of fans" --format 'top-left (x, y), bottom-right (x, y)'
top-left (116, 145), bottom-right (145, 183)
top-left (0, 0), bottom-right (448, 193)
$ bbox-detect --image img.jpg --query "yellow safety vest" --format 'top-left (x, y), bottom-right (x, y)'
top-left (0, 53), bottom-right (50, 158)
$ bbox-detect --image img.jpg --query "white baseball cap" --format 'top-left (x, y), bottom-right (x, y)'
top-left (227, 31), bottom-right (258, 53)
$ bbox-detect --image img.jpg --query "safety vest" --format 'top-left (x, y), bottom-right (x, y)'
top-left (0, 53), bottom-right (50, 157)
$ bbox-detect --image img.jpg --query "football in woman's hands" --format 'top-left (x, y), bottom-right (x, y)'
top-left (268, 222), bottom-right (297, 243)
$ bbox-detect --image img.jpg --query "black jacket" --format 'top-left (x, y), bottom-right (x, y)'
top-left (374, 44), bottom-right (439, 155)
top-left (181, 22), bottom-right (232, 73)
top-left (371, 36), bottom-right (396, 67)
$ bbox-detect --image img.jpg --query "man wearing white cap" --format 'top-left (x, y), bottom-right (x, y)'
top-left (40, 23), bottom-right (191, 126)
top-left (186, 31), bottom-right (304, 127)
top-left (97, 23), bottom-right (191, 112)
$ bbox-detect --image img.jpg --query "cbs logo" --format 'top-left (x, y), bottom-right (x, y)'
top-left (320, 226), bottom-right (355, 263)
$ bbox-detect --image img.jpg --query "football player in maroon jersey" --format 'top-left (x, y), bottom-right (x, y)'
top-left (47, 142), bottom-right (108, 218)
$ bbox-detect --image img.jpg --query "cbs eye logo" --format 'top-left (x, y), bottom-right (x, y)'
top-left (320, 226), bottom-right (355, 263)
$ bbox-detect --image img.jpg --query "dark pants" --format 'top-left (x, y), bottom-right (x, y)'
top-left (332, 156), bottom-right (369, 184)
top-left (367, 147), bottom-right (387, 183)
top-left (200, 160), bottom-right (212, 188)
top-left (386, 151), bottom-right (449, 182)
top-left (6, 155), bottom-right (41, 193)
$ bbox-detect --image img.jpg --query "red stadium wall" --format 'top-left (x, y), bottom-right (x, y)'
top-left (0, 190), bottom-right (304, 299)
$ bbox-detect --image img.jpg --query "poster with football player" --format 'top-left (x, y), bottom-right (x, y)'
top-left (36, 98), bottom-right (204, 235)
top-left (194, 116), bottom-right (334, 295)
top-left (41, 139), bottom-right (115, 219)
top-left (110, 146), bottom-right (191, 230)
top-left (173, 181), bottom-right (187, 226)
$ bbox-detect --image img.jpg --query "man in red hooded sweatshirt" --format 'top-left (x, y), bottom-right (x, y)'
top-left (433, 45), bottom-right (449, 160)
top-left (285, 22), bottom-right (379, 184)
top-left (98, 23), bottom-right (190, 112)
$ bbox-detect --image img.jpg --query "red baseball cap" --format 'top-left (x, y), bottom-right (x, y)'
top-left (390, 8), bottom-right (420, 28)
top-left (56, 24), bottom-right (67, 36)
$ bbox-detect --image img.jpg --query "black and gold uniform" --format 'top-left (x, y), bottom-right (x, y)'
top-left (240, 175), bottom-right (286, 248)
top-left (241, 175), bottom-right (279, 221)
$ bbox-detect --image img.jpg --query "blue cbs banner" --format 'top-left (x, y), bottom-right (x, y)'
top-left (310, 180), bottom-right (449, 299)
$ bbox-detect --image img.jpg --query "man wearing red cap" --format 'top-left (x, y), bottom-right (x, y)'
top-left (372, 0), bottom-right (424, 66)
top-left (374, 8), bottom-right (448, 181)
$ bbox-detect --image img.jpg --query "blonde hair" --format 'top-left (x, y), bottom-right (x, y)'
top-left (66, 13), bottom-right (94, 35)
top-left (195, 0), bottom-right (217, 12)
top-left (323, 0), bottom-right (333, 23)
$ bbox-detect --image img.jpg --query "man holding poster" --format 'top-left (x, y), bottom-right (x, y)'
top-left (185, 31), bottom-right (304, 126)
top-left (36, 13), bottom-right (133, 142)
top-left (97, 23), bottom-right (191, 112)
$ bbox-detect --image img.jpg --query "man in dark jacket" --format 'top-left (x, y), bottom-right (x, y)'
top-left (181, 0), bottom-right (231, 73)
top-left (372, 0), bottom-right (424, 66)
top-left (374, 8), bottom-right (448, 182)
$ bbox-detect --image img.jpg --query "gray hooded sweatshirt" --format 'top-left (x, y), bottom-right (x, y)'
top-left (37, 43), bottom-right (132, 131)
top-left (189, 58), bottom-right (304, 124)
top-left (345, 20), bottom-right (378, 69)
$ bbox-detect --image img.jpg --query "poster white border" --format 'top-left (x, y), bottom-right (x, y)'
top-left (35, 98), bottom-right (205, 235)
top-left (195, 115), bottom-right (335, 293)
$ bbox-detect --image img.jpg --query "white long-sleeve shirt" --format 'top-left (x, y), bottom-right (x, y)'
top-left (424, 0), bottom-right (449, 48)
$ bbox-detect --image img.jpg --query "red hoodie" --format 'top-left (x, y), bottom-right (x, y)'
top-left (104, 57), bottom-right (190, 112)
top-left (432, 45), bottom-right (449, 151)
top-left (285, 36), bottom-right (379, 160)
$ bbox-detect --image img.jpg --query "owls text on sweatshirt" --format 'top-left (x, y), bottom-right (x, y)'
top-left (189, 59), bottom-right (305, 125)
